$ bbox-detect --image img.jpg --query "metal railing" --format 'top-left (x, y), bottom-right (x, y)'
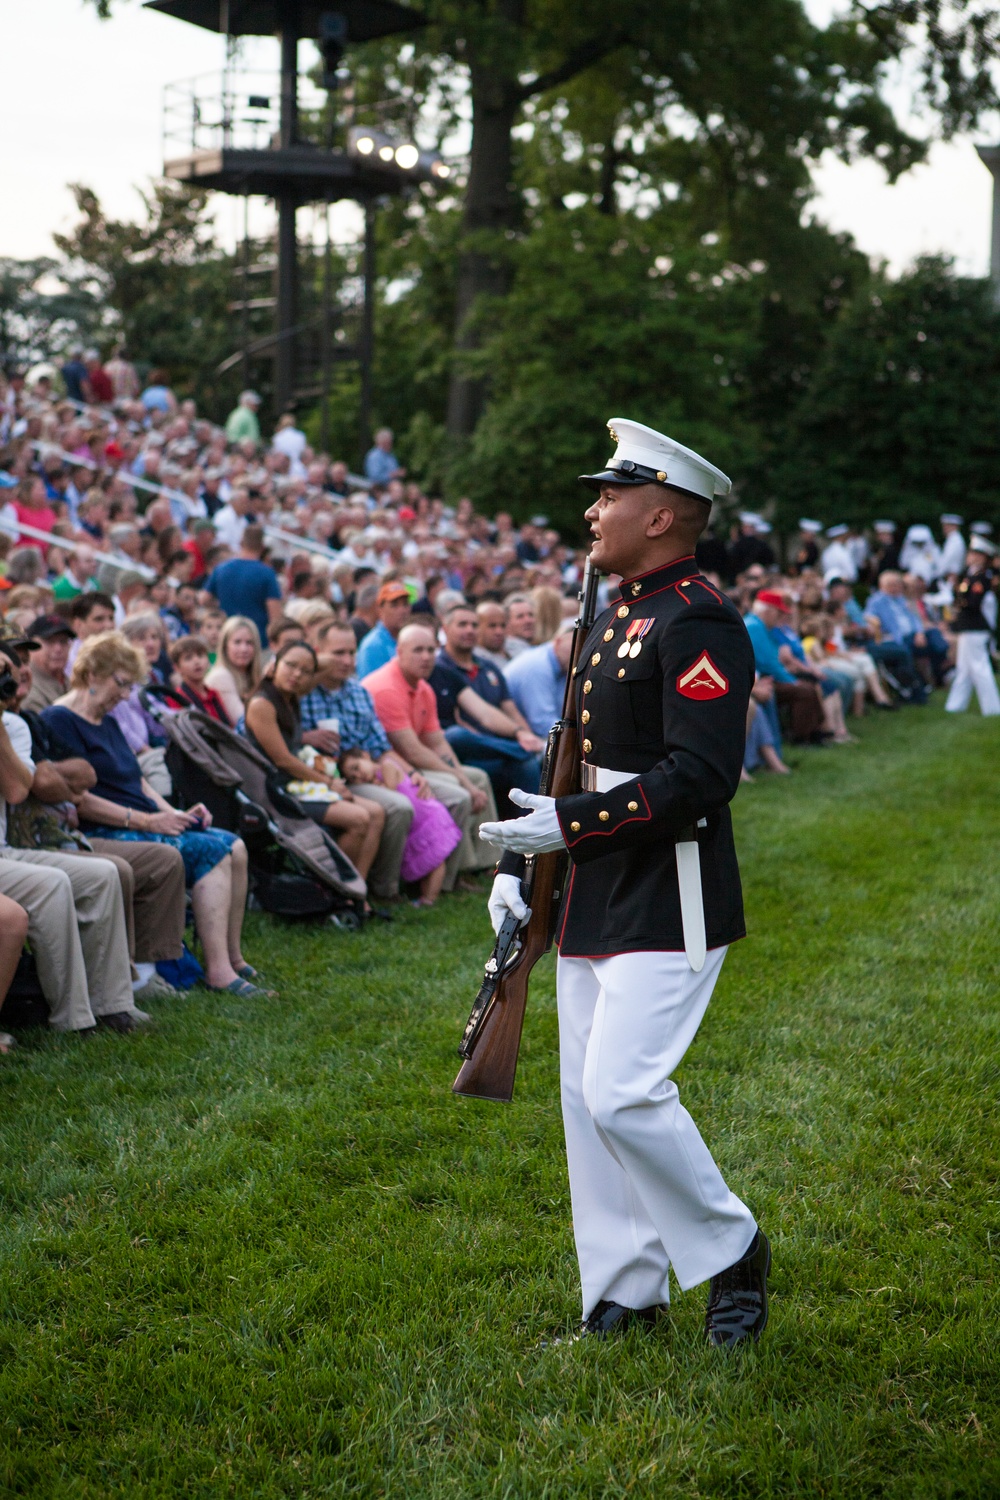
top-left (24, 441), bottom-right (369, 565)
top-left (163, 67), bottom-right (331, 159)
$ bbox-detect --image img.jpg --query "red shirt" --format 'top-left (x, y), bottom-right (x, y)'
top-left (87, 367), bottom-right (114, 404)
top-left (363, 657), bottom-right (441, 738)
top-left (14, 501), bottom-right (58, 553)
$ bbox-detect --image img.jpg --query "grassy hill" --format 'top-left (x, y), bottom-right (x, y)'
top-left (1, 699), bottom-right (998, 1497)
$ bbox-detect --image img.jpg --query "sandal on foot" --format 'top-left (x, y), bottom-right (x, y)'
top-left (236, 963), bottom-right (279, 997)
top-left (208, 977), bottom-right (275, 1000)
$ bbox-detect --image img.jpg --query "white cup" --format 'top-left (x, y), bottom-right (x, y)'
top-left (317, 717), bottom-right (340, 734)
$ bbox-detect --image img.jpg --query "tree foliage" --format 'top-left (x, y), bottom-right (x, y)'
top-left (767, 257), bottom-right (1000, 528)
top-left (52, 181), bottom-right (241, 410)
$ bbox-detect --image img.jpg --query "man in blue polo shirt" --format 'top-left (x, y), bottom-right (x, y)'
top-left (429, 603), bottom-right (543, 806)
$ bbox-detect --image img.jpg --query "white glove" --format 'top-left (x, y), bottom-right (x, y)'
top-left (479, 789), bottom-right (568, 855)
top-left (487, 873), bottom-right (530, 936)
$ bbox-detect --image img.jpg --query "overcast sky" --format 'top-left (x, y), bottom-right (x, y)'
top-left (2, 0), bottom-right (998, 275)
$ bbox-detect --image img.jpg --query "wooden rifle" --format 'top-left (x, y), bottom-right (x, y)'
top-left (452, 557), bottom-right (601, 1102)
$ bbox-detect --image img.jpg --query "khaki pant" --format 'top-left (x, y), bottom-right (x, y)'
top-left (88, 839), bottom-right (186, 962)
top-left (0, 848), bottom-right (136, 1030)
top-left (350, 782), bottom-right (413, 899)
top-left (422, 767), bottom-right (500, 889)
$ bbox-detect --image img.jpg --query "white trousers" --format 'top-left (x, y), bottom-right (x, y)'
top-left (557, 947), bottom-right (757, 1316)
top-left (945, 632), bottom-right (1000, 716)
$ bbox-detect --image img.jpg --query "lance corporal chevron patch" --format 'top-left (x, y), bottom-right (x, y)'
top-left (677, 651), bottom-right (729, 700)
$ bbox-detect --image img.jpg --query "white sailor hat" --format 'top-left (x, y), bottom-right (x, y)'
top-left (755, 519), bottom-right (773, 534)
top-left (798, 518), bottom-right (823, 534)
top-left (971, 521), bottom-right (994, 537)
top-left (905, 523), bottom-right (933, 544)
top-left (826, 523), bottom-right (849, 539)
top-left (579, 418), bottom-right (731, 504)
top-left (969, 534), bottom-right (996, 555)
top-left (940, 513), bottom-right (963, 526)
top-left (874, 519), bottom-right (896, 533)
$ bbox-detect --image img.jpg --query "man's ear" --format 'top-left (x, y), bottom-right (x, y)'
top-left (645, 503), bottom-right (677, 540)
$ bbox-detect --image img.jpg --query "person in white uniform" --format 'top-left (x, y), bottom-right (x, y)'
top-left (939, 515), bottom-right (967, 579)
top-left (899, 523), bottom-right (943, 583)
top-left (820, 524), bottom-right (857, 583)
top-left (481, 418), bottom-right (770, 1348)
top-left (945, 536), bottom-right (1000, 716)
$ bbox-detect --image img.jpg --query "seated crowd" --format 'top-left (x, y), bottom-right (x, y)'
top-left (0, 358), bottom-right (990, 1049)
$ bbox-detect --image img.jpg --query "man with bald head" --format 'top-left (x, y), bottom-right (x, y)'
top-left (364, 624), bottom-right (500, 885)
top-left (475, 601), bottom-right (510, 670)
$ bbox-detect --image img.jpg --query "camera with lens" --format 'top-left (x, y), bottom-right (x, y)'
top-left (0, 659), bottom-right (20, 705)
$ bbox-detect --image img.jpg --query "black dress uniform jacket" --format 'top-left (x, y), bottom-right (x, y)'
top-left (952, 566), bottom-right (997, 633)
top-left (551, 553), bottom-right (754, 957)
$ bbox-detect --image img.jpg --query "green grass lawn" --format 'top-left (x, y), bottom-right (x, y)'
top-left (1, 699), bottom-right (999, 1497)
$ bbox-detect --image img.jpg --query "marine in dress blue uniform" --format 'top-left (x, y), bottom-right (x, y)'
top-left (482, 419), bottom-right (770, 1347)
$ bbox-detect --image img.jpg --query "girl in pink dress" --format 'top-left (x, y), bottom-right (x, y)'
top-left (338, 748), bottom-right (462, 906)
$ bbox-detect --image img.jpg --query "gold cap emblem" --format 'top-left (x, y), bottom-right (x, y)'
top-left (631, 582), bottom-right (642, 596)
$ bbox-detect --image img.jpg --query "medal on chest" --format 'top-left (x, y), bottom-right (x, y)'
top-left (616, 617), bottom-right (654, 660)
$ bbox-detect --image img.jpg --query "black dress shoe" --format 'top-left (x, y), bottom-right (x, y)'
top-left (705, 1230), bottom-right (770, 1348)
top-left (541, 1299), bottom-right (662, 1348)
top-left (581, 1300), bottom-right (662, 1339)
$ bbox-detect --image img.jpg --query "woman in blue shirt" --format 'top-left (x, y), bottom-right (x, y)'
top-left (42, 632), bottom-right (274, 999)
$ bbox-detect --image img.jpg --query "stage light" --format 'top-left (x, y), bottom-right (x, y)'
top-left (347, 126), bottom-right (450, 186)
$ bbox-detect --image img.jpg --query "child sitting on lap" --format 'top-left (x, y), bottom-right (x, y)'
top-left (338, 747), bottom-right (461, 907)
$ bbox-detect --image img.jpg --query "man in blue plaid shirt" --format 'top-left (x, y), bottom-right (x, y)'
top-left (301, 623), bottom-right (424, 900)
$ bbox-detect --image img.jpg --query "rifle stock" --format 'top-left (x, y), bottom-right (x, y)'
top-left (452, 560), bottom-right (599, 1103)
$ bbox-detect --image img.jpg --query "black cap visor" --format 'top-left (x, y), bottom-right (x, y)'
top-left (578, 462), bottom-right (711, 505)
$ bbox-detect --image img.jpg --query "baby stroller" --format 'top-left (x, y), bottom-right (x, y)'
top-left (153, 704), bottom-right (367, 929)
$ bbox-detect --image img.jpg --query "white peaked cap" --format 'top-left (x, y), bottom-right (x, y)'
top-left (579, 418), bottom-right (731, 504)
top-left (905, 524), bottom-right (933, 544)
top-left (799, 519), bottom-right (823, 533)
top-left (969, 535), bottom-right (996, 555)
top-left (971, 521), bottom-right (994, 536)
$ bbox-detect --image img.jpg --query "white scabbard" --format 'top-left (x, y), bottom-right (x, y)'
top-left (674, 836), bottom-right (706, 973)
